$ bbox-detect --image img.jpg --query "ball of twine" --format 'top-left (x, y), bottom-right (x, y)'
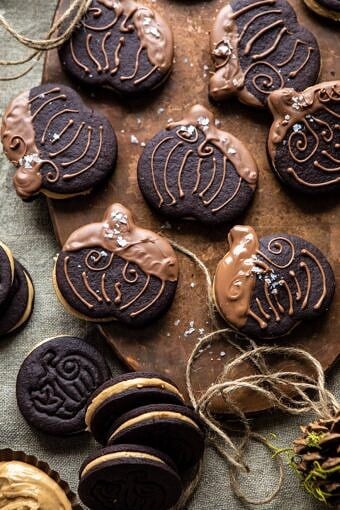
top-left (169, 238), bottom-right (340, 506)
top-left (0, 0), bottom-right (92, 80)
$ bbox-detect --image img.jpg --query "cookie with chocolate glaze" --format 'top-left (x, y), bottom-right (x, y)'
top-left (86, 372), bottom-right (185, 444)
top-left (16, 336), bottom-right (111, 436)
top-left (54, 203), bottom-right (179, 325)
top-left (0, 260), bottom-right (34, 336)
top-left (107, 403), bottom-right (205, 473)
top-left (213, 226), bottom-right (335, 339)
top-left (0, 242), bottom-right (15, 307)
top-left (1, 83), bottom-right (117, 200)
top-left (78, 444), bottom-right (182, 510)
top-left (304, 0), bottom-right (340, 21)
top-left (267, 81), bottom-right (340, 194)
top-left (209, 0), bottom-right (321, 108)
top-left (59, 0), bottom-right (174, 96)
top-left (137, 105), bottom-right (258, 225)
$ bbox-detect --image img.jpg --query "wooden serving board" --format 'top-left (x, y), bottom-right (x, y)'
top-left (43, 0), bottom-right (340, 413)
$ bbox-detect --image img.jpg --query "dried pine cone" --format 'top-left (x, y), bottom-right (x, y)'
top-left (292, 412), bottom-right (340, 507)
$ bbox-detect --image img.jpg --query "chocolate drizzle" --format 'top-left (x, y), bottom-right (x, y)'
top-left (1, 84), bottom-right (115, 199)
top-left (209, 0), bottom-right (319, 106)
top-left (58, 204), bottom-right (178, 320)
top-left (213, 226), bottom-right (332, 335)
top-left (65, 0), bottom-right (173, 88)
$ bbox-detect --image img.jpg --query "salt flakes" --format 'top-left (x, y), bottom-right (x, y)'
top-left (130, 135), bottom-right (139, 144)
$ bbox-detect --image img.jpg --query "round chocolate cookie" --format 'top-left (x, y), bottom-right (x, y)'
top-left (0, 260), bottom-right (34, 336)
top-left (1, 83), bottom-right (117, 200)
top-left (0, 241), bottom-right (15, 307)
top-left (78, 444), bottom-right (182, 510)
top-left (137, 105), bottom-right (258, 225)
top-left (209, 0), bottom-right (321, 107)
top-left (213, 226), bottom-right (335, 339)
top-left (16, 336), bottom-right (111, 435)
top-left (86, 372), bottom-right (185, 444)
top-left (54, 203), bottom-right (179, 326)
top-left (107, 404), bottom-right (205, 472)
top-left (267, 81), bottom-right (340, 194)
top-left (304, 0), bottom-right (340, 21)
top-left (59, 0), bottom-right (174, 96)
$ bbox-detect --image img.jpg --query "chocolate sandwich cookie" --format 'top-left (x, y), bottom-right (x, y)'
top-left (78, 444), bottom-right (182, 510)
top-left (54, 203), bottom-right (179, 325)
top-left (59, 0), bottom-right (174, 96)
top-left (209, 0), bottom-right (321, 107)
top-left (107, 404), bottom-right (205, 472)
top-left (1, 83), bottom-right (117, 200)
top-left (304, 0), bottom-right (340, 21)
top-left (86, 372), bottom-right (185, 444)
top-left (16, 336), bottom-right (111, 435)
top-left (0, 241), bottom-right (15, 307)
top-left (137, 105), bottom-right (258, 225)
top-left (213, 226), bottom-right (335, 339)
top-left (267, 81), bottom-right (340, 194)
top-left (0, 260), bottom-right (34, 336)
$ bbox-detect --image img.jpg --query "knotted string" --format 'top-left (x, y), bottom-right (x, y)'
top-left (0, 0), bottom-right (92, 80)
top-left (168, 238), bottom-right (339, 506)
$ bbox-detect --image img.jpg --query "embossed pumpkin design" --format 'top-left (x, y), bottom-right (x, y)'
top-left (138, 105), bottom-right (258, 225)
top-left (267, 81), bottom-right (340, 194)
top-left (209, 0), bottom-right (321, 107)
top-left (1, 83), bottom-right (117, 199)
top-left (213, 226), bottom-right (335, 339)
top-left (54, 203), bottom-right (179, 325)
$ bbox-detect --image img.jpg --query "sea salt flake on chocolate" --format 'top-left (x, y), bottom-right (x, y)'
top-left (117, 236), bottom-right (127, 247)
top-left (293, 124), bottom-right (302, 132)
top-left (228, 147), bottom-right (237, 155)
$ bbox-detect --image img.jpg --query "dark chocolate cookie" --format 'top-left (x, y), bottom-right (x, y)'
top-left (86, 372), bottom-right (185, 444)
top-left (1, 83), bottom-right (117, 200)
top-left (137, 105), bottom-right (258, 225)
top-left (213, 226), bottom-right (335, 339)
top-left (0, 260), bottom-right (34, 336)
top-left (59, 0), bottom-right (174, 96)
top-left (267, 81), bottom-right (340, 194)
top-left (16, 336), bottom-right (111, 435)
top-left (107, 404), bottom-right (205, 472)
top-left (209, 0), bottom-right (321, 107)
top-left (78, 444), bottom-right (182, 510)
top-left (54, 203), bottom-right (179, 325)
top-left (0, 242), bottom-right (15, 307)
top-left (304, 0), bottom-right (340, 21)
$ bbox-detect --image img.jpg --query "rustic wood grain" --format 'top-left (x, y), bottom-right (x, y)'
top-left (43, 0), bottom-right (340, 413)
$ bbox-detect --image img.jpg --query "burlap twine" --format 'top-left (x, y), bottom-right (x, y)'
top-left (0, 6), bottom-right (339, 506)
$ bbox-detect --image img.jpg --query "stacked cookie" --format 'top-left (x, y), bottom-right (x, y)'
top-left (79, 372), bottom-right (206, 510)
top-left (0, 241), bottom-right (34, 336)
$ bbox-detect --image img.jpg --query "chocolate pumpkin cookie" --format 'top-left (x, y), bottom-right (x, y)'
top-left (1, 83), bottom-right (117, 200)
top-left (137, 105), bottom-right (258, 224)
top-left (209, 0), bottom-right (321, 107)
top-left (267, 81), bottom-right (340, 194)
top-left (54, 203), bottom-right (179, 325)
top-left (59, 0), bottom-right (174, 96)
top-left (213, 226), bottom-right (335, 339)
top-left (304, 0), bottom-right (340, 22)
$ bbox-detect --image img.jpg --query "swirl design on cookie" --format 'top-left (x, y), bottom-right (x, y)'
top-left (1, 84), bottom-right (116, 199)
top-left (209, 0), bottom-right (320, 107)
top-left (55, 203), bottom-right (178, 323)
top-left (60, 0), bottom-right (173, 92)
top-left (267, 81), bottom-right (340, 192)
top-left (0, 461), bottom-right (72, 510)
top-left (213, 226), bottom-right (335, 338)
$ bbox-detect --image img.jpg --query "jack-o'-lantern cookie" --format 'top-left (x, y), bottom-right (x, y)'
top-left (54, 203), bottom-right (179, 325)
top-left (1, 83), bottom-right (117, 200)
top-left (209, 0), bottom-right (321, 107)
top-left (59, 0), bottom-right (174, 96)
top-left (267, 81), bottom-right (340, 194)
top-left (213, 226), bottom-right (335, 339)
top-left (304, 0), bottom-right (340, 22)
top-left (137, 105), bottom-right (258, 225)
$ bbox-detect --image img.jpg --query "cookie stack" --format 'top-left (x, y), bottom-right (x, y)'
top-left (78, 372), bottom-right (206, 510)
top-left (0, 241), bottom-right (34, 336)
